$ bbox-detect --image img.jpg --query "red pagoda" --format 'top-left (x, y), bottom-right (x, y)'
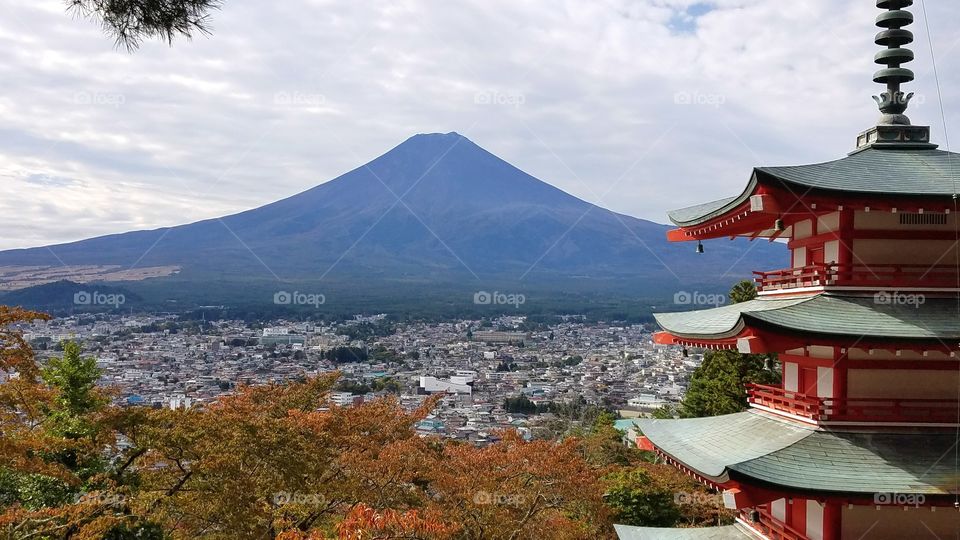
top-left (620, 1), bottom-right (960, 539)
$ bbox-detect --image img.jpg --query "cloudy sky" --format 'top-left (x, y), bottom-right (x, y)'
top-left (1, 0), bottom-right (959, 250)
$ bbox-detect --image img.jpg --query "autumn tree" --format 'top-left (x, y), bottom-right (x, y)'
top-left (335, 504), bottom-right (457, 540)
top-left (0, 308), bottom-right (660, 539)
top-left (424, 431), bottom-right (612, 540)
top-left (0, 312), bottom-right (158, 538)
top-left (120, 375), bottom-right (438, 538)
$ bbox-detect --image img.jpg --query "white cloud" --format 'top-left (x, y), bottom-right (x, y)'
top-left (0, 0), bottom-right (958, 249)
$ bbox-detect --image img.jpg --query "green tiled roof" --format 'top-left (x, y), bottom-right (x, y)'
top-left (668, 195), bottom-right (744, 227)
top-left (614, 524), bottom-right (753, 540)
top-left (667, 147), bottom-right (960, 226)
top-left (734, 429), bottom-right (960, 495)
top-left (655, 294), bottom-right (960, 341)
top-left (638, 412), bottom-right (812, 479)
top-left (653, 296), bottom-right (813, 339)
top-left (638, 412), bottom-right (960, 495)
top-left (757, 148), bottom-right (960, 196)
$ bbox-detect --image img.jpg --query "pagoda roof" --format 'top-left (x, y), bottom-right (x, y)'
top-left (639, 411), bottom-right (960, 495)
top-left (668, 147), bottom-right (960, 227)
top-left (614, 524), bottom-right (754, 540)
top-left (655, 293), bottom-right (960, 341)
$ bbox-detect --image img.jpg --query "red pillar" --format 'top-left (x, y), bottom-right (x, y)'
top-left (789, 497), bottom-right (806, 537)
top-left (833, 347), bottom-right (847, 401)
top-left (822, 501), bottom-right (842, 540)
top-left (838, 207), bottom-right (855, 282)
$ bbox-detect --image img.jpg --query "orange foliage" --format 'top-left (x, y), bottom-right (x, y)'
top-left (0, 308), bottom-right (625, 539)
top-left (336, 504), bottom-right (457, 540)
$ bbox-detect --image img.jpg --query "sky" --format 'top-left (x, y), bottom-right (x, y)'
top-left (1, 0), bottom-right (959, 250)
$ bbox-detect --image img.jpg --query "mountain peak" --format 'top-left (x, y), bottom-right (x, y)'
top-left (0, 132), bottom-right (786, 296)
top-left (402, 131), bottom-right (473, 148)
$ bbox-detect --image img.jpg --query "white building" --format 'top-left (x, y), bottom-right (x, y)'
top-left (419, 376), bottom-right (472, 395)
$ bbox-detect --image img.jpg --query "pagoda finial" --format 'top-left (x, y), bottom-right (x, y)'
top-left (854, 0), bottom-right (936, 152)
top-left (872, 0), bottom-right (916, 126)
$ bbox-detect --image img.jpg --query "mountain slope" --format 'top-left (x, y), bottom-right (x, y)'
top-left (0, 132), bottom-right (785, 295)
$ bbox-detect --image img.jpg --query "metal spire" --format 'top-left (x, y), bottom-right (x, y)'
top-left (872, 0), bottom-right (916, 125)
top-left (854, 0), bottom-right (935, 152)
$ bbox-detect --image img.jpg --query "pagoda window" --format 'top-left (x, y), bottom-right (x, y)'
top-left (792, 246), bottom-right (807, 267)
top-left (816, 212), bottom-right (840, 233)
top-left (793, 218), bottom-right (814, 239)
top-left (806, 500), bottom-right (825, 540)
top-left (784, 362), bottom-right (799, 392)
top-left (847, 369), bottom-right (959, 400)
top-left (771, 498), bottom-right (787, 523)
top-left (854, 209), bottom-right (956, 230)
top-left (816, 366), bottom-right (834, 399)
top-left (822, 241), bottom-right (839, 264)
top-left (842, 505), bottom-right (960, 538)
top-left (852, 238), bottom-right (958, 266)
top-left (900, 212), bottom-right (948, 225)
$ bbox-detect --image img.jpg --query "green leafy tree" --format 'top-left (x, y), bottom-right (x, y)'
top-left (503, 395), bottom-right (538, 415)
top-left (678, 281), bottom-right (778, 418)
top-left (37, 341), bottom-right (112, 485)
top-left (604, 468), bottom-right (681, 527)
top-left (578, 411), bottom-right (632, 467)
top-left (651, 404), bottom-right (679, 419)
top-left (604, 464), bottom-right (734, 528)
top-left (728, 279), bottom-right (758, 304)
top-left (42, 341), bottom-right (106, 422)
top-left (680, 350), bottom-right (779, 417)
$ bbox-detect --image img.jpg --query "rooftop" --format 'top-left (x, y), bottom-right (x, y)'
top-left (638, 411), bottom-right (960, 495)
top-left (654, 293), bottom-right (960, 342)
top-left (668, 147), bottom-right (960, 227)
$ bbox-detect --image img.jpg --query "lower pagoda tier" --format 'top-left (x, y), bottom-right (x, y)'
top-left (636, 411), bottom-right (960, 539)
top-left (654, 292), bottom-right (960, 428)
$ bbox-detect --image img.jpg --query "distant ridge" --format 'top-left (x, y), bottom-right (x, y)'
top-left (0, 133), bottom-right (785, 304)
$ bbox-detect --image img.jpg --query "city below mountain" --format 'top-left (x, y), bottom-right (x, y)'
top-left (0, 132), bottom-right (783, 312)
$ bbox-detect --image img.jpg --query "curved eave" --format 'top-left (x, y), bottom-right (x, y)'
top-left (654, 294), bottom-right (960, 347)
top-left (653, 296), bottom-right (814, 342)
top-left (639, 412), bottom-right (960, 497)
top-left (667, 175), bottom-right (759, 228)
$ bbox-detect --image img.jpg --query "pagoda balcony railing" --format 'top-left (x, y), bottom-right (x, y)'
top-left (754, 263), bottom-right (959, 292)
top-left (739, 506), bottom-right (804, 540)
top-left (747, 384), bottom-right (959, 425)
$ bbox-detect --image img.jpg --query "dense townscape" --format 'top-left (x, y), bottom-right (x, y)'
top-left (16, 312), bottom-right (698, 441)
